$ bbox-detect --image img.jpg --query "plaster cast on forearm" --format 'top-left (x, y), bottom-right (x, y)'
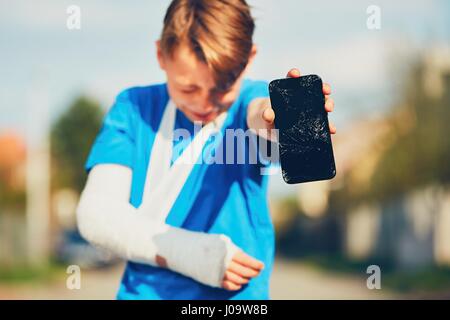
top-left (76, 164), bottom-right (241, 288)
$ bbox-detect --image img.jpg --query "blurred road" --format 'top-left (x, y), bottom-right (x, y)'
top-left (270, 258), bottom-right (395, 299)
top-left (0, 258), bottom-right (404, 300)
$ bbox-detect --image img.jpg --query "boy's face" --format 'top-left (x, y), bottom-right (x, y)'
top-left (157, 41), bottom-right (255, 123)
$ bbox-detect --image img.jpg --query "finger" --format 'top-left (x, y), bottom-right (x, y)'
top-left (286, 68), bottom-right (301, 78)
top-left (262, 107), bottom-right (275, 124)
top-left (329, 122), bottom-right (336, 134)
top-left (322, 83), bottom-right (331, 95)
top-left (155, 255), bottom-right (168, 268)
top-left (222, 280), bottom-right (242, 291)
top-left (325, 98), bottom-right (334, 113)
top-left (228, 261), bottom-right (261, 278)
top-left (233, 251), bottom-right (265, 270)
top-left (224, 270), bottom-right (249, 285)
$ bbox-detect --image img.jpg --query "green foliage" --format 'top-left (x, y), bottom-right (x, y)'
top-left (0, 259), bottom-right (66, 284)
top-left (330, 58), bottom-right (450, 209)
top-left (382, 266), bottom-right (450, 293)
top-left (370, 63), bottom-right (450, 202)
top-left (0, 181), bottom-right (26, 211)
top-left (50, 96), bottom-right (104, 193)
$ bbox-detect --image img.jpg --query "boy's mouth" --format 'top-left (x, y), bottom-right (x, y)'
top-left (184, 107), bottom-right (217, 122)
top-left (192, 110), bottom-right (214, 119)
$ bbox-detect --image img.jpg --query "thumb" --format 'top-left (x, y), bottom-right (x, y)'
top-left (262, 106), bottom-right (275, 124)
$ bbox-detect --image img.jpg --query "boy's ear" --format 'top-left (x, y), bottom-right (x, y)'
top-left (241, 44), bottom-right (258, 76)
top-left (248, 44), bottom-right (258, 65)
top-left (156, 40), bottom-right (166, 70)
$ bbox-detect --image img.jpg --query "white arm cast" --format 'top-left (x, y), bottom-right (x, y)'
top-left (76, 164), bottom-right (241, 288)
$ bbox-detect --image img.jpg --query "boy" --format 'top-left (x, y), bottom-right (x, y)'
top-left (76, 0), bottom-right (335, 299)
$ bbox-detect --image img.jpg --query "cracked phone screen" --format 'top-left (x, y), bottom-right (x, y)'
top-left (269, 75), bottom-right (336, 184)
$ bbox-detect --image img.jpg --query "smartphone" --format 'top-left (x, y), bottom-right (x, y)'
top-left (269, 74), bottom-right (336, 184)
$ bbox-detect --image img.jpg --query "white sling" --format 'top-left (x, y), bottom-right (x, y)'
top-left (140, 100), bottom-right (227, 222)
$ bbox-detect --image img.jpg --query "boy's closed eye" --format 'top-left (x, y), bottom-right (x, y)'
top-left (181, 90), bottom-right (195, 95)
top-left (180, 87), bottom-right (199, 94)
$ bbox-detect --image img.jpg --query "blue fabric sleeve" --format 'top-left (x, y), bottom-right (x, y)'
top-left (85, 89), bottom-right (136, 173)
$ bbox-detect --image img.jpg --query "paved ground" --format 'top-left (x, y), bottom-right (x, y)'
top-left (270, 258), bottom-right (396, 299)
top-left (12, 257), bottom-right (450, 300)
top-left (0, 264), bottom-right (121, 300)
top-left (0, 257), bottom-right (404, 300)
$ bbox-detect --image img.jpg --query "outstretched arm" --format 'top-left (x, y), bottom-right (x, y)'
top-left (247, 68), bottom-right (336, 138)
top-left (76, 164), bottom-right (264, 290)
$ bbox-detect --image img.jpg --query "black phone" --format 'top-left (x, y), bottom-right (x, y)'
top-left (269, 74), bottom-right (336, 184)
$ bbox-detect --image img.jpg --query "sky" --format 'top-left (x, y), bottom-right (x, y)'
top-left (0, 0), bottom-right (449, 195)
top-left (1, 0), bottom-right (449, 132)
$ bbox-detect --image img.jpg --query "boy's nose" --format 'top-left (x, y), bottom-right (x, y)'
top-left (202, 103), bottom-right (216, 113)
top-left (199, 97), bottom-right (218, 113)
top-left (207, 91), bottom-right (228, 111)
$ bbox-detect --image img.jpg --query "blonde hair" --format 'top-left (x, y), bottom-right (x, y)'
top-left (160, 0), bottom-right (255, 93)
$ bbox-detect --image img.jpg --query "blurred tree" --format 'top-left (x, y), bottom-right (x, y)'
top-left (370, 62), bottom-right (450, 202)
top-left (0, 181), bottom-right (26, 212)
top-left (50, 96), bottom-right (103, 193)
top-left (329, 55), bottom-right (450, 209)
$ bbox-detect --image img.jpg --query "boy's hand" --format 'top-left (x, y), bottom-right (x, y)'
top-left (262, 68), bottom-right (336, 134)
top-left (221, 251), bottom-right (264, 291)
